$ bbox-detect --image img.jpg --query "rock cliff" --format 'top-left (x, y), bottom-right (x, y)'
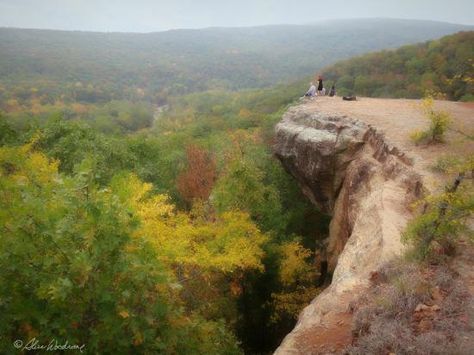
top-left (273, 104), bottom-right (424, 354)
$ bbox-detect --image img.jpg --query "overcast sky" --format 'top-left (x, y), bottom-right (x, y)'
top-left (0, 0), bottom-right (473, 32)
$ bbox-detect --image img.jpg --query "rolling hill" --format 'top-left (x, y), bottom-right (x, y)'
top-left (0, 18), bottom-right (471, 107)
top-left (321, 31), bottom-right (474, 101)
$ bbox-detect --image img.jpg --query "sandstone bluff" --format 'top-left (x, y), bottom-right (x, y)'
top-left (273, 102), bottom-right (424, 354)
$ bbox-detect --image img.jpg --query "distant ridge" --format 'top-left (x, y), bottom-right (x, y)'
top-left (1, 17), bottom-right (471, 34)
top-left (0, 18), bottom-right (471, 104)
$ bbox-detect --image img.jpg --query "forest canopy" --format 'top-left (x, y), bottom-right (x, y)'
top-left (0, 19), bottom-right (471, 110)
top-left (0, 82), bottom-right (329, 353)
top-left (322, 31), bottom-right (474, 101)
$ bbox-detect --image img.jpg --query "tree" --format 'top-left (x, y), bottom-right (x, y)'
top-left (177, 145), bottom-right (217, 207)
top-left (111, 173), bottom-right (268, 324)
top-left (34, 116), bottom-right (134, 184)
top-left (0, 144), bottom-right (241, 353)
top-left (212, 157), bottom-right (285, 233)
top-left (270, 241), bottom-right (319, 323)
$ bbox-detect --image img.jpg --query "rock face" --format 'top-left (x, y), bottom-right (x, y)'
top-left (273, 105), bottom-right (423, 354)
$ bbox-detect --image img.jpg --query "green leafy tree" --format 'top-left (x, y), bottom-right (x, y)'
top-left (33, 116), bottom-right (134, 184)
top-left (0, 144), bottom-right (241, 354)
top-left (212, 156), bottom-right (285, 234)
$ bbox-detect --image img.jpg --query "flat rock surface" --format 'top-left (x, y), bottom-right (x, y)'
top-left (300, 96), bottom-right (474, 189)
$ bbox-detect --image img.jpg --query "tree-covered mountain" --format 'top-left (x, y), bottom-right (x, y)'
top-left (322, 31), bottom-right (474, 101)
top-left (0, 18), bottom-right (471, 109)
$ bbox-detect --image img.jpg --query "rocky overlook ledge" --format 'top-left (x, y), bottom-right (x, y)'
top-left (273, 102), bottom-right (424, 354)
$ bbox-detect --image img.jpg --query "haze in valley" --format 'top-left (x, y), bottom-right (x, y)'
top-left (0, 0), bottom-right (473, 32)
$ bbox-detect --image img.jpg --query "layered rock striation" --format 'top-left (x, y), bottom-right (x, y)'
top-left (273, 105), bottom-right (423, 354)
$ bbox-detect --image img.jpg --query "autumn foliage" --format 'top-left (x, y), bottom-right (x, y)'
top-left (177, 145), bottom-right (217, 206)
top-left (0, 144), bottom-right (255, 353)
top-left (0, 80), bottom-right (325, 353)
top-left (322, 31), bottom-right (474, 101)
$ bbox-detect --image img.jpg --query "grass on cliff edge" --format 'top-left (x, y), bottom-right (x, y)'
top-left (346, 259), bottom-right (474, 354)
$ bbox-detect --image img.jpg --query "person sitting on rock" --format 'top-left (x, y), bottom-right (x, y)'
top-left (304, 82), bottom-right (317, 98)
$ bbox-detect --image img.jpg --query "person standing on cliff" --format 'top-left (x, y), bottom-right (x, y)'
top-left (317, 75), bottom-right (324, 96)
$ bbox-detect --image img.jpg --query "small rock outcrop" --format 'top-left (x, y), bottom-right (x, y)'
top-left (273, 105), bottom-right (423, 354)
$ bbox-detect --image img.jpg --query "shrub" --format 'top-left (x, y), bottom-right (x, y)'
top-left (410, 96), bottom-right (450, 144)
top-left (403, 184), bottom-right (473, 261)
top-left (431, 154), bottom-right (464, 173)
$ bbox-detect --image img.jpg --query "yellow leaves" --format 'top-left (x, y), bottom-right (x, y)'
top-left (412, 95), bottom-right (451, 144)
top-left (225, 129), bottom-right (263, 161)
top-left (409, 130), bottom-right (428, 144)
top-left (28, 152), bottom-right (59, 183)
top-left (137, 195), bottom-right (174, 219)
top-left (278, 241), bottom-right (315, 287)
top-left (119, 310), bottom-right (130, 319)
top-left (111, 173), bottom-right (154, 206)
top-left (113, 173), bottom-right (267, 275)
top-left (0, 143), bottom-right (59, 185)
top-left (137, 203), bottom-right (267, 273)
top-left (21, 131), bottom-right (42, 153)
top-left (421, 96), bottom-right (434, 114)
top-left (182, 211), bottom-right (267, 273)
top-left (270, 240), bottom-right (320, 322)
top-left (238, 108), bottom-right (252, 119)
top-left (270, 285), bottom-right (319, 322)
top-left (200, 211), bottom-right (267, 272)
top-left (29, 98), bottom-right (44, 115)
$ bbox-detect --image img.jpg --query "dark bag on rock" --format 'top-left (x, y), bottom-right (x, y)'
top-left (342, 96), bottom-right (356, 101)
